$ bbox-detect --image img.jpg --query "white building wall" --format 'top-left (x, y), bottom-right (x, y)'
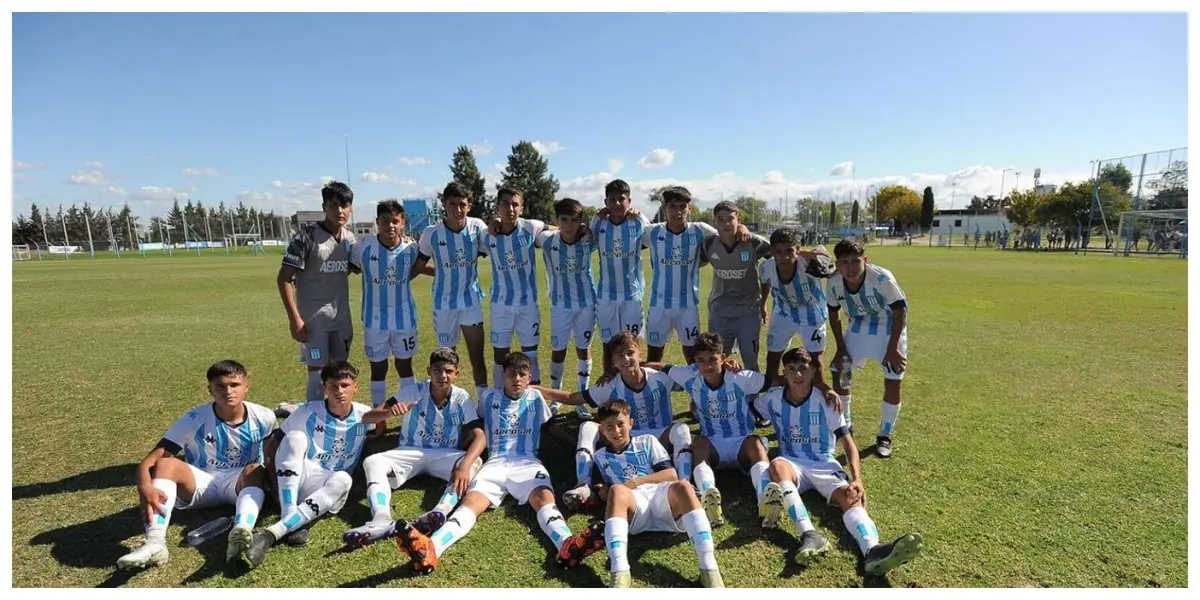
top-left (929, 213), bottom-right (1016, 236)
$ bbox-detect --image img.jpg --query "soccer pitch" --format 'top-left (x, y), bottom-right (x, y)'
top-left (10, 246), bottom-right (1188, 588)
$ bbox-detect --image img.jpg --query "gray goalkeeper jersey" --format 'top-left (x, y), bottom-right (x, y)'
top-left (282, 222), bottom-right (358, 329)
top-left (701, 234), bottom-right (771, 317)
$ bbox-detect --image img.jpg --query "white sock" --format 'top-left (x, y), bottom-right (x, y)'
top-left (144, 478), bottom-right (177, 544)
top-left (749, 461), bottom-right (770, 507)
top-left (526, 350), bottom-right (541, 384)
top-left (536, 503), bottom-right (574, 551)
top-left (844, 393), bottom-right (854, 426)
top-left (398, 376), bottom-right (415, 391)
top-left (605, 517), bottom-right (630, 572)
top-left (493, 363), bottom-right (504, 389)
top-left (576, 421), bottom-right (599, 486)
top-left (433, 485), bottom-right (461, 516)
top-left (693, 462), bottom-right (717, 494)
top-left (306, 370), bottom-right (323, 403)
top-left (370, 380), bottom-right (387, 407)
top-left (880, 402), bottom-right (901, 438)
top-left (363, 454), bottom-right (395, 521)
top-left (681, 508), bottom-right (718, 571)
top-left (577, 358), bottom-right (593, 389)
top-left (843, 505), bottom-right (880, 555)
top-left (779, 480), bottom-right (814, 533)
top-left (669, 423), bottom-right (694, 480)
top-left (550, 360), bottom-right (565, 389)
top-left (274, 431), bottom-right (307, 519)
top-left (268, 471), bottom-right (352, 538)
top-left (431, 506), bottom-right (477, 557)
top-left (233, 486), bottom-right (264, 529)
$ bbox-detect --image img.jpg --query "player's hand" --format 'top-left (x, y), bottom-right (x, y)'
top-left (736, 223), bottom-right (752, 243)
top-left (722, 356), bottom-right (743, 372)
top-left (391, 401), bottom-right (415, 415)
top-left (596, 484), bottom-right (610, 503)
top-left (760, 306), bottom-right (769, 326)
top-left (884, 348), bottom-right (907, 374)
top-left (823, 389), bottom-right (844, 413)
top-left (289, 319), bottom-right (308, 344)
top-left (627, 208), bottom-right (642, 219)
top-left (845, 479), bottom-right (867, 509)
top-left (488, 218), bottom-right (502, 236)
top-left (139, 482), bottom-right (168, 524)
top-left (450, 462), bottom-right (473, 496)
top-left (597, 207), bottom-right (610, 220)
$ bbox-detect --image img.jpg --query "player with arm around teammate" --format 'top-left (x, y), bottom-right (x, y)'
top-left (755, 347), bottom-right (923, 574)
top-left (117, 360), bottom-right (277, 570)
top-left (759, 227), bottom-right (836, 395)
top-left (592, 179), bottom-right (652, 374)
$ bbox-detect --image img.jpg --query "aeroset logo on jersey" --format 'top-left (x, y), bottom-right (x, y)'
top-left (714, 268), bottom-right (748, 280)
top-left (786, 425), bottom-right (819, 445)
top-left (660, 245), bottom-right (690, 266)
top-left (443, 248), bottom-right (474, 269)
top-left (320, 260), bottom-right (349, 273)
top-left (604, 236), bottom-right (638, 258)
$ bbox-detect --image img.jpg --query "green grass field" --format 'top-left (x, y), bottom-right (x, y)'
top-left (10, 246), bottom-right (1188, 588)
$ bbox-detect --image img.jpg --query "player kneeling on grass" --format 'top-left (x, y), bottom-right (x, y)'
top-left (755, 347), bottom-right (922, 575)
top-left (590, 399), bottom-right (724, 588)
top-left (392, 352), bottom-right (606, 575)
top-left (242, 361), bottom-right (400, 568)
top-left (117, 360), bottom-right (278, 570)
top-left (342, 347), bottom-right (487, 548)
top-left (533, 331), bottom-right (692, 513)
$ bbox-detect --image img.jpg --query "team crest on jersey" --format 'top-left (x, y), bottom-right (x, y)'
top-left (332, 437), bottom-right (347, 453)
top-left (224, 446), bottom-right (243, 463)
top-left (505, 411), bottom-right (522, 427)
top-left (740, 251), bottom-right (751, 261)
top-left (611, 237), bottom-right (624, 254)
top-left (634, 406), bottom-right (652, 424)
top-left (385, 265), bottom-right (399, 282)
top-left (503, 249), bottom-right (517, 266)
top-left (671, 246), bottom-right (684, 260)
top-left (788, 425), bottom-right (805, 442)
top-left (621, 463), bottom-right (639, 480)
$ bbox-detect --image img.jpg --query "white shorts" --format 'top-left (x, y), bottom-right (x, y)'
top-left (766, 316), bottom-right (827, 353)
top-left (433, 305), bottom-right (485, 347)
top-left (549, 305), bottom-right (596, 352)
top-left (178, 464), bottom-right (242, 510)
top-left (365, 447), bottom-right (474, 489)
top-left (705, 434), bottom-right (768, 471)
top-left (596, 300), bottom-right (645, 343)
top-left (295, 459), bottom-right (352, 515)
top-left (646, 306), bottom-right (701, 348)
top-left (490, 303), bottom-right (542, 349)
top-left (843, 326), bottom-right (909, 381)
top-left (771, 456), bottom-right (849, 502)
top-left (467, 457), bottom-right (553, 507)
top-left (364, 327), bottom-right (418, 362)
top-left (629, 482), bottom-right (686, 535)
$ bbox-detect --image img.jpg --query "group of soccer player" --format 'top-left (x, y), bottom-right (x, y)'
top-left (115, 177), bottom-right (923, 586)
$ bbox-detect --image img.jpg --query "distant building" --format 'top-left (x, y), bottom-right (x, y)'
top-left (930, 209), bottom-right (1015, 236)
top-left (1035, 184), bottom-right (1058, 196)
top-left (290, 210), bottom-right (375, 237)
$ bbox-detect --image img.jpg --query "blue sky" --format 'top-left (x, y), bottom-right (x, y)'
top-left (11, 12), bottom-right (1188, 219)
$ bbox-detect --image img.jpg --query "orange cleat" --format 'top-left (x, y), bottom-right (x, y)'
top-left (393, 519), bottom-right (439, 575)
top-left (555, 520), bottom-right (607, 569)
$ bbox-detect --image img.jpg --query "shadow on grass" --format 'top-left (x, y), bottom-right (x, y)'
top-left (14, 463), bottom-right (137, 500)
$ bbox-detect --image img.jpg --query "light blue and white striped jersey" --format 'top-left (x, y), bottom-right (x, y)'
top-left (417, 218), bottom-right (488, 310)
top-left (753, 386), bottom-right (847, 465)
top-left (392, 382), bottom-right (479, 450)
top-left (481, 218), bottom-right (550, 307)
top-left (759, 257), bottom-right (829, 327)
top-left (350, 236), bottom-right (419, 331)
top-left (539, 230), bottom-right (597, 309)
top-left (162, 401), bottom-right (278, 473)
top-left (591, 213), bottom-right (651, 302)
top-left (583, 367), bottom-right (676, 432)
top-left (594, 434), bottom-right (673, 486)
top-left (666, 365), bottom-right (768, 439)
top-left (281, 400), bottom-right (372, 473)
top-left (827, 264), bottom-right (907, 336)
top-left (645, 222), bottom-right (717, 309)
top-left (479, 387), bottom-right (553, 460)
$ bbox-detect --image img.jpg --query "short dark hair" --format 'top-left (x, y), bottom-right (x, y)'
top-left (834, 238), bottom-right (866, 259)
top-left (322, 181), bottom-right (354, 206)
top-left (376, 199), bottom-right (405, 219)
top-left (769, 227), bottom-right (801, 248)
top-left (320, 360), bottom-right (359, 383)
top-left (497, 184), bottom-right (524, 203)
top-left (662, 186), bottom-right (693, 205)
top-left (502, 351), bottom-right (532, 374)
top-left (605, 179), bottom-right (631, 197)
top-left (429, 347), bottom-right (460, 369)
top-left (693, 332), bottom-right (723, 355)
top-left (780, 347), bottom-right (814, 370)
top-left (713, 201), bottom-right (739, 217)
top-left (442, 181), bottom-right (473, 203)
top-left (596, 399), bottom-right (631, 422)
top-left (555, 198), bottom-right (584, 217)
top-left (206, 359), bottom-right (247, 382)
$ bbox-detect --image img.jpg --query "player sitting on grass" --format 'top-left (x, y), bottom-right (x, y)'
top-left (759, 227), bottom-right (835, 394)
top-left (392, 352), bottom-right (606, 575)
top-left (755, 347), bottom-right (923, 575)
top-left (827, 238), bottom-right (909, 458)
top-left (117, 360), bottom-right (278, 570)
top-left (532, 331), bottom-right (692, 513)
top-left (242, 361), bottom-right (401, 568)
top-left (539, 197), bottom-right (598, 420)
top-left (341, 347), bottom-right (487, 549)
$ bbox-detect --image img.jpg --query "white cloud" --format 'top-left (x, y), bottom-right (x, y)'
top-left (638, 148), bottom-right (676, 169)
top-left (14, 173), bottom-right (28, 182)
top-left (471, 141), bottom-right (493, 155)
top-left (320, 175), bottom-right (335, 184)
top-left (829, 161), bottom-right (854, 177)
top-left (14, 160), bottom-right (45, 170)
top-left (532, 141), bottom-right (565, 156)
top-left (181, 167), bottom-right (221, 177)
top-left (397, 156), bottom-right (429, 166)
top-left (361, 171), bottom-right (415, 185)
top-left (608, 159), bottom-right (624, 175)
top-left (762, 170), bottom-right (787, 185)
top-left (85, 160), bottom-right (106, 169)
top-left (130, 185), bottom-right (188, 202)
top-left (105, 185), bottom-right (127, 197)
top-left (271, 180), bottom-right (284, 188)
top-left (67, 170), bottom-right (108, 185)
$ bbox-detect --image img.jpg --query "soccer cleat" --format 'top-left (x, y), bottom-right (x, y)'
top-left (794, 530), bottom-right (832, 565)
top-left (393, 519), bottom-right (439, 575)
top-left (548, 401), bottom-right (563, 414)
top-left (700, 488), bottom-right (725, 527)
top-left (342, 519), bottom-right (396, 549)
top-left (284, 528), bottom-right (310, 546)
top-left (226, 525), bottom-right (253, 564)
top-left (562, 484), bottom-right (598, 513)
top-left (609, 570), bottom-right (633, 588)
top-left (875, 436), bottom-right (893, 459)
top-left (412, 510), bottom-right (448, 536)
top-left (700, 569), bottom-right (725, 588)
top-left (555, 520), bottom-right (606, 568)
top-left (755, 416), bottom-right (772, 429)
top-left (116, 542), bottom-right (169, 570)
top-left (575, 405), bottom-right (592, 420)
top-left (864, 532), bottom-right (923, 576)
top-left (244, 530), bottom-right (276, 569)
top-left (760, 482), bottom-right (785, 529)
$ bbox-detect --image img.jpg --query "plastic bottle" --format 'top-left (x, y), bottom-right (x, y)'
top-left (186, 516), bottom-right (233, 547)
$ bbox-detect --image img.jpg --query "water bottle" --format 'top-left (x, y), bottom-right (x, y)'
top-left (839, 355), bottom-right (854, 389)
top-left (186, 516), bottom-right (233, 547)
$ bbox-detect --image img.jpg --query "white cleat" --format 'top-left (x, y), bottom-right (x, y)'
top-left (760, 481), bottom-right (785, 529)
top-left (700, 487), bottom-right (724, 527)
top-left (226, 525), bottom-right (253, 563)
top-left (117, 542), bottom-right (169, 570)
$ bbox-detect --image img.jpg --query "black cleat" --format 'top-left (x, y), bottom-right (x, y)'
top-left (864, 532), bottom-right (923, 576)
top-left (794, 529), bottom-right (832, 565)
top-left (284, 528), bottom-right (311, 546)
top-left (875, 436), bottom-right (893, 459)
top-left (244, 530), bottom-right (277, 569)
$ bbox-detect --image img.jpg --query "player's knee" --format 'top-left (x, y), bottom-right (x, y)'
top-left (150, 455), bottom-right (183, 478)
top-left (668, 422), bottom-right (692, 447)
top-left (240, 463), bottom-right (267, 486)
top-left (578, 421), bottom-right (600, 446)
top-left (608, 483), bottom-right (633, 504)
top-left (329, 471), bottom-right (354, 494)
top-left (362, 454), bottom-right (390, 480)
top-left (667, 480), bottom-right (699, 508)
top-left (529, 486), bottom-right (554, 506)
top-left (768, 457), bottom-right (792, 481)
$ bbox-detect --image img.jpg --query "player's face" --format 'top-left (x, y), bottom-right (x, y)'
top-left (208, 374), bottom-right (248, 408)
top-left (694, 349), bottom-right (724, 377)
top-left (503, 366), bottom-right (531, 397)
top-left (782, 358), bottom-right (815, 388)
top-left (377, 212), bottom-right (404, 244)
top-left (612, 343), bottom-right (642, 373)
top-left (715, 210), bottom-right (740, 235)
top-left (442, 196), bottom-right (471, 229)
top-left (604, 191), bottom-right (631, 218)
top-left (496, 194), bottom-right (523, 225)
top-left (428, 362), bottom-right (459, 389)
top-left (556, 213), bottom-right (582, 239)
top-left (323, 376), bottom-right (358, 404)
top-left (665, 200), bottom-right (689, 227)
top-left (836, 253), bottom-right (867, 281)
top-left (598, 413), bottom-right (633, 449)
top-left (771, 243), bottom-right (799, 267)
top-left (324, 200), bottom-right (352, 227)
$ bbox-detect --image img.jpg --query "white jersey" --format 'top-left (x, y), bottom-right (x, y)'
top-left (583, 367), bottom-right (676, 432)
top-left (392, 382), bottom-right (479, 450)
top-left (594, 434), bottom-right (673, 486)
top-left (281, 400), bottom-right (372, 473)
top-left (481, 218), bottom-right (550, 307)
top-left (478, 387), bottom-right (554, 460)
top-left (666, 364), bottom-right (769, 439)
top-left (644, 222), bottom-right (716, 310)
top-left (754, 386), bottom-right (847, 464)
top-left (591, 213), bottom-right (651, 303)
top-left (418, 218), bottom-right (487, 310)
top-left (162, 401), bottom-right (278, 473)
top-left (827, 264), bottom-right (907, 336)
top-left (540, 230), bottom-right (597, 309)
top-left (760, 257), bottom-right (829, 327)
top-left (350, 236), bottom-right (420, 331)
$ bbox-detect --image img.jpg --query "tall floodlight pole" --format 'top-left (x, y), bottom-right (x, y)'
top-left (61, 205), bottom-right (71, 261)
top-left (106, 213), bottom-right (119, 258)
top-left (344, 134), bottom-right (356, 227)
top-left (84, 209), bottom-right (95, 259)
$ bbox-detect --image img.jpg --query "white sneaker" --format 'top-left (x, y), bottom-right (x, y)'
top-left (760, 482), bottom-right (785, 529)
top-left (117, 542), bottom-right (169, 570)
top-left (226, 525), bottom-right (253, 563)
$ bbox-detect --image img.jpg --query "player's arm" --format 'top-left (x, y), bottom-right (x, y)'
top-left (412, 228), bottom-right (435, 279)
top-left (642, 361), bottom-right (669, 371)
top-left (530, 385), bottom-right (588, 406)
top-left (277, 231), bottom-right (313, 341)
top-left (882, 277), bottom-right (908, 372)
top-left (752, 234), bottom-right (771, 258)
top-left (451, 420), bottom-right (487, 496)
top-left (759, 281), bottom-right (772, 326)
top-left (362, 397), bottom-right (414, 424)
top-left (623, 465), bottom-right (678, 489)
top-left (836, 422), bottom-right (866, 507)
top-left (135, 442), bottom-right (177, 522)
